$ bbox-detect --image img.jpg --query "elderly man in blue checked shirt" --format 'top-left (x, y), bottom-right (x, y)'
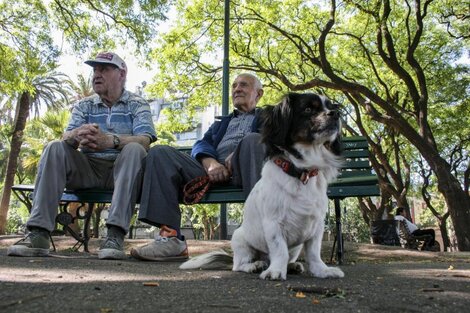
top-left (131, 73), bottom-right (265, 262)
top-left (7, 52), bottom-right (157, 260)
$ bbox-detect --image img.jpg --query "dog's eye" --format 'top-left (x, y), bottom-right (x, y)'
top-left (304, 107), bottom-right (312, 114)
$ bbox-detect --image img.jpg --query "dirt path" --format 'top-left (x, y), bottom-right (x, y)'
top-left (1, 236), bottom-right (469, 313)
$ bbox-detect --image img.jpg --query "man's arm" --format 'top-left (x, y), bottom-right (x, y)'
top-left (112, 134), bottom-right (151, 150)
top-left (63, 124), bottom-right (151, 151)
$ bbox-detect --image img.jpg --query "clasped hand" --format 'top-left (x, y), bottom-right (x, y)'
top-left (75, 124), bottom-right (109, 151)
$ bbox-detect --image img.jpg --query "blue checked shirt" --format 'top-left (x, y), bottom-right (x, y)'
top-left (216, 110), bottom-right (256, 163)
top-left (66, 90), bottom-right (157, 160)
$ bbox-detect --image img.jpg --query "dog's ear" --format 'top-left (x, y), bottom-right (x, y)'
top-left (261, 94), bottom-right (293, 156)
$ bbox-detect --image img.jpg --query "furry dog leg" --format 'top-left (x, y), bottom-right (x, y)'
top-left (258, 226), bottom-right (290, 280)
top-left (304, 227), bottom-right (344, 278)
top-left (287, 245), bottom-right (305, 274)
top-left (231, 228), bottom-right (268, 273)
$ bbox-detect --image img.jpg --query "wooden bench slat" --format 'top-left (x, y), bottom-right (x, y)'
top-left (330, 175), bottom-right (379, 186)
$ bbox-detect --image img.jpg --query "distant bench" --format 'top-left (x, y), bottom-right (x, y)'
top-left (12, 136), bottom-right (380, 263)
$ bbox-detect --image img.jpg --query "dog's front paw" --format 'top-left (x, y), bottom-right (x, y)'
top-left (259, 267), bottom-right (286, 281)
top-left (251, 260), bottom-right (269, 273)
top-left (309, 266), bottom-right (344, 279)
top-left (235, 260), bottom-right (268, 273)
top-left (287, 262), bottom-right (305, 274)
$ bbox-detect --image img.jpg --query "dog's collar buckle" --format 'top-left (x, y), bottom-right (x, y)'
top-left (274, 157), bottom-right (319, 184)
top-left (300, 169), bottom-right (319, 184)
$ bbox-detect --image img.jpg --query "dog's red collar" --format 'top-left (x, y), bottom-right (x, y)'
top-left (273, 158), bottom-right (319, 184)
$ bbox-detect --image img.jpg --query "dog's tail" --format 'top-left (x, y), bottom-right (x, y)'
top-left (179, 250), bottom-right (233, 270)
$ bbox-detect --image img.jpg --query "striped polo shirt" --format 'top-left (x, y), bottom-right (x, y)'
top-left (66, 90), bottom-right (157, 160)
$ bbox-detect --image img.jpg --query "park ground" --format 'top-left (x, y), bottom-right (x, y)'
top-left (0, 235), bottom-right (469, 313)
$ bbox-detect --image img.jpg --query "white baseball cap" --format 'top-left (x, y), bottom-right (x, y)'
top-left (85, 52), bottom-right (127, 71)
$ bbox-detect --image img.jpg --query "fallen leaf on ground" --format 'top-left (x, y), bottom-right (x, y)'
top-left (421, 288), bottom-right (444, 292)
top-left (143, 282), bottom-right (160, 287)
top-left (288, 285), bottom-right (344, 297)
top-left (295, 292), bottom-right (306, 298)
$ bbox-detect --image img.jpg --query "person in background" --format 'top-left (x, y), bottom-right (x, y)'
top-left (394, 207), bottom-right (436, 250)
top-left (131, 73), bottom-right (265, 261)
top-left (7, 52), bottom-right (156, 260)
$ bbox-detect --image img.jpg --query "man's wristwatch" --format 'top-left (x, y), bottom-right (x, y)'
top-left (112, 134), bottom-right (120, 149)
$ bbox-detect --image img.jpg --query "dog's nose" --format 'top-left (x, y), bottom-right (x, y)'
top-left (327, 110), bottom-right (340, 119)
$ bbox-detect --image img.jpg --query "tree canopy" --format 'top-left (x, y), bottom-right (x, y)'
top-left (0, 0), bottom-right (171, 233)
top-left (147, 0), bottom-right (470, 250)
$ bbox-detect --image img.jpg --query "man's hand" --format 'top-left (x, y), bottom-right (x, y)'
top-left (76, 124), bottom-right (110, 151)
top-left (201, 157), bottom-right (230, 183)
top-left (224, 152), bottom-right (234, 175)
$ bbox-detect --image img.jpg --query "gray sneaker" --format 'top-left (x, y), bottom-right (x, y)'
top-left (98, 237), bottom-right (127, 260)
top-left (7, 228), bottom-right (50, 257)
top-left (130, 236), bottom-right (189, 261)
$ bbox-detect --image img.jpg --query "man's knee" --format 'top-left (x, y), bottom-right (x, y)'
top-left (45, 140), bottom-right (66, 150)
top-left (147, 145), bottom-right (177, 159)
top-left (241, 133), bottom-right (262, 147)
top-left (121, 142), bottom-right (147, 158)
top-left (42, 140), bottom-right (69, 158)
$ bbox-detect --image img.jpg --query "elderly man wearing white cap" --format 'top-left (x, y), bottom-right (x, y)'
top-left (7, 52), bottom-right (157, 260)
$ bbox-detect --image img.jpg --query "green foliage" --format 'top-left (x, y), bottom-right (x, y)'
top-left (147, 0), bottom-right (470, 236)
top-left (20, 109), bottom-right (70, 178)
top-left (155, 128), bottom-right (177, 146)
top-left (5, 200), bottom-right (29, 234)
top-left (326, 198), bottom-right (371, 243)
top-left (0, 1), bottom-right (59, 94)
top-left (1, 0), bottom-right (171, 100)
top-left (48, 0), bottom-right (171, 54)
top-left (228, 203), bottom-right (244, 224)
top-left (0, 123), bottom-right (11, 179)
top-left (181, 203), bottom-right (220, 239)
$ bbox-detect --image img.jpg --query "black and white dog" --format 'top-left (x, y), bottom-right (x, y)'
top-left (180, 93), bottom-right (344, 280)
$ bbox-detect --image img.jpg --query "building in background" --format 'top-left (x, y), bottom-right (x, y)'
top-left (148, 97), bottom-right (221, 146)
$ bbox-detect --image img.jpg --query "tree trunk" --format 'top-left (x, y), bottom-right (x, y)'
top-left (434, 167), bottom-right (470, 251)
top-left (438, 214), bottom-right (451, 252)
top-left (0, 92), bottom-right (31, 234)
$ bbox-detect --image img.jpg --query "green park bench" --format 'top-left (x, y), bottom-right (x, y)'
top-left (11, 136), bottom-right (380, 264)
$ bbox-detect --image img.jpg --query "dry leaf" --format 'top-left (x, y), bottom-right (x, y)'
top-left (100, 308), bottom-right (112, 313)
top-left (312, 298), bottom-right (320, 304)
top-left (143, 282), bottom-right (160, 287)
top-left (295, 292), bottom-right (306, 298)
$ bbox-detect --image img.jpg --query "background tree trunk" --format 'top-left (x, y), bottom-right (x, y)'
top-left (0, 92), bottom-right (30, 234)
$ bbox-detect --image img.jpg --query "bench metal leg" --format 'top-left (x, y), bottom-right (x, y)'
top-left (220, 203), bottom-right (227, 240)
top-left (56, 202), bottom-right (94, 252)
top-left (82, 203), bottom-right (94, 252)
top-left (334, 199), bottom-right (343, 265)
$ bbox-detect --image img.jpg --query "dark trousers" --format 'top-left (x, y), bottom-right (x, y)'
top-left (138, 133), bottom-right (265, 230)
top-left (412, 228), bottom-right (435, 248)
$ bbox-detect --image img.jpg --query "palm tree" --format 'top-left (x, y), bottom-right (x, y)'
top-left (22, 109), bottom-right (71, 175)
top-left (0, 72), bottom-right (73, 234)
top-left (68, 73), bottom-right (94, 104)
